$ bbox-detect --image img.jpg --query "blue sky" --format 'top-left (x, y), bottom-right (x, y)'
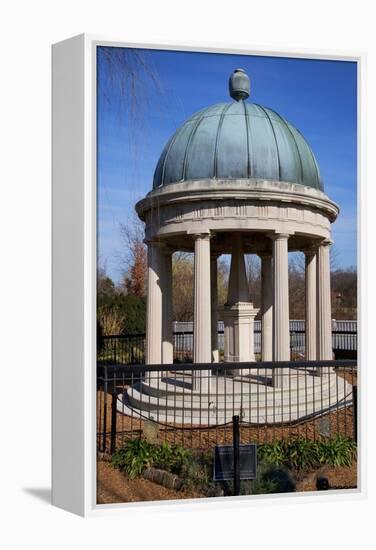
top-left (97, 47), bottom-right (357, 284)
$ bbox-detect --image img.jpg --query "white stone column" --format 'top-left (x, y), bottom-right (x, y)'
top-left (211, 253), bottom-right (219, 363)
top-left (317, 239), bottom-right (333, 362)
top-left (305, 248), bottom-right (317, 360)
top-left (271, 233), bottom-right (290, 387)
top-left (193, 233), bottom-right (212, 391)
top-left (146, 242), bottom-right (163, 367)
top-left (260, 253), bottom-right (273, 361)
top-left (161, 249), bottom-right (173, 364)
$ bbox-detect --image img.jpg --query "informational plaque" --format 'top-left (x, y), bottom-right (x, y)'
top-left (213, 444), bottom-right (257, 481)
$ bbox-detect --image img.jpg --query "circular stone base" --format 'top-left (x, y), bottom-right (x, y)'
top-left (117, 369), bottom-right (352, 425)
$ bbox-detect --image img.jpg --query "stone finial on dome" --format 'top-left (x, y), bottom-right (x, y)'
top-left (229, 68), bottom-right (250, 101)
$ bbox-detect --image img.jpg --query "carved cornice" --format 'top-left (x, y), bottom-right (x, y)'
top-left (136, 179), bottom-right (339, 222)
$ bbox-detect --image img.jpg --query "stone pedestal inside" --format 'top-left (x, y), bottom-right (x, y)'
top-left (221, 302), bottom-right (259, 364)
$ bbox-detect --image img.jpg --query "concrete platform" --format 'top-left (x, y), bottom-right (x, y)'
top-left (117, 369), bottom-right (352, 425)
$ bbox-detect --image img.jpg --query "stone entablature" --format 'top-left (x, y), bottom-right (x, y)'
top-left (137, 180), bottom-right (339, 245)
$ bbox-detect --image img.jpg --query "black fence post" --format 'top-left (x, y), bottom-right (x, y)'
top-left (101, 366), bottom-right (108, 453)
top-left (131, 339), bottom-right (135, 364)
top-left (233, 415), bottom-right (240, 496)
top-left (352, 385), bottom-right (358, 444)
top-left (110, 387), bottom-right (117, 454)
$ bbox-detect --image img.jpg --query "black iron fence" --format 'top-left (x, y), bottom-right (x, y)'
top-left (98, 333), bottom-right (146, 365)
top-left (97, 360), bottom-right (357, 455)
top-left (98, 328), bottom-right (357, 366)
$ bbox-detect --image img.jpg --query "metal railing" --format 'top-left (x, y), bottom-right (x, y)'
top-left (174, 319), bottom-right (357, 336)
top-left (98, 333), bottom-right (146, 365)
top-left (97, 360), bottom-right (357, 454)
top-left (98, 327), bottom-right (357, 366)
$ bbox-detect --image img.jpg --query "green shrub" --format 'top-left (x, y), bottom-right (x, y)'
top-left (315, 436), bottom-right (357, 467)
top-left (257, 436), bottom-right (356, 470)
top-left (111, 435), bottom-right (356, 494)
top-left (97, 293), bottom-right (146, 334)
top-left (179, 451), bottom-right (218, 495)
top-left (111, 439), bottom-right (156, 479)
top-left (257, 440), bottom-right (287, 466)
top-left (241, 464), bottom-right (296, 495)
top-left (286, 438), bottom-right (320, 470)
top-left (111, 439), bottom-right (191, 479)
top-left (153, 441), bottom-right (191, 474)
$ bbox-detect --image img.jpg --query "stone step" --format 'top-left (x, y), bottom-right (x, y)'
top-left (135, 376), bottom-right (348, 406)
top-left (125, 386), bottom-right (350, 414)
top-left (118, 395), bottom-right (352, 425)
top-left (120, 381), bottom-right (352, 425)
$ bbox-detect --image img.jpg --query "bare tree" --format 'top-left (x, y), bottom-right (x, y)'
top-left (172, 253), bottom-right (194, 321)
top-left (97, 305), bottom-right (126, 336)
top-left (99, 47), bottom-right (163, 288)
top-left (98, 47), bottom-right (163, 137)
top-left (97, 257), bottom-right (116, 297)
top-left (119, 216), bottom-right (147, 297)
top-left (217, 258), bottom-right (229, 306)
top-left (289, 252), bottom-right (305, 318)
top-left (246, 254), bottom-right (261, 308)
top-left (331, 266), bottom-right (357, 319)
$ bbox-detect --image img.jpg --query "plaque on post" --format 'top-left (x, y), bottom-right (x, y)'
top-left (214, 444), bottom-right (257, 482)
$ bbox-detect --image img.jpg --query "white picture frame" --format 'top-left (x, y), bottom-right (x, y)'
top-left (52, 34), bottom-right (365, 517)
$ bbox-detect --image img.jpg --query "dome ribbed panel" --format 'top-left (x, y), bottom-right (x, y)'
top-left (152, 101), bottom-right (324, 191)
top-left (184, 115), bottom-right (221, 180)
top-left (162, 118), bottom-right (196, 184)
top-left (286, 123), bottom-right (322, 190)
top-left (265, 107), bottom-right (304, 185)
top-left (184, 106), bottom-right (225, 181)
top-left (216, 103), bottom-right (249, 179)
top-left (191, 103), bottom-right (227, 120)
top-left (153, 137), bottom-right (172, 188)
top-left (247, 104), bottom-right (279, 181)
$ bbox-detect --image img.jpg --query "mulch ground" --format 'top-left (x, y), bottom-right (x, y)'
top-left (97, 460), bottom-right (203, 504)
top-left (97, 459), bottom-right (357, 504)
top-left (295, 461), bottom-right (358, 492)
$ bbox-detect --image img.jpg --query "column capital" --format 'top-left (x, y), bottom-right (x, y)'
top-left (319, 238), bottom-right (333, 248)
top-left (306, 238), bottom-right (333, 252)
top-left (192, 232), bottom-right (211, 242)
top-left (268, 232), bottom-right (291, 242)
top-left (303, 244), bottom-right (318, 258)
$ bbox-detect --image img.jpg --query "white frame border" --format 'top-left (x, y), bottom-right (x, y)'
top-left (52, 34), bottom-right (366, 517)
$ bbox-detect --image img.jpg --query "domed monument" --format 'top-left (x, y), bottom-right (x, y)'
top-left (120, 69), bottom-right (351, 424)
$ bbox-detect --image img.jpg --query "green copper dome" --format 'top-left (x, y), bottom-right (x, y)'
top-left (153, 70), bottom-right (323, 191)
